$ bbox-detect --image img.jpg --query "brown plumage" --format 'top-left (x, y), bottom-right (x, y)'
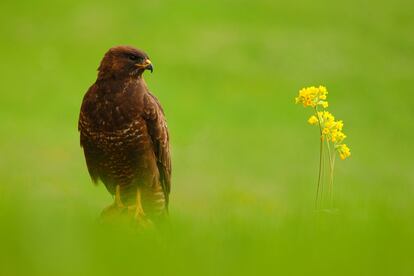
top-left (78, 46), bottom-right (171, 223)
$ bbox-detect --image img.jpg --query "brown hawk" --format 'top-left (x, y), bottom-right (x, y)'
top-left (78, 46), bottom-right (171, 225)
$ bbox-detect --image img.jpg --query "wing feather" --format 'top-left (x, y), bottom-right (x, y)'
top-left (78, 86), bottom-right (101, 184)
top-left (143, 92), bottom-right (172, 208)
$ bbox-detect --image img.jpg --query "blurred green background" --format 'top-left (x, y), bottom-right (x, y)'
top-left (1, 0), bottom-right (413, 275)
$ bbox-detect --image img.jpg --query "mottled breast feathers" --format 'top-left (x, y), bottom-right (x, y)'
top-left (78, 79), bottom-right (171, 209)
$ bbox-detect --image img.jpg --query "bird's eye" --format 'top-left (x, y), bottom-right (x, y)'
top-left (128, 55), bottom-right (139, 61)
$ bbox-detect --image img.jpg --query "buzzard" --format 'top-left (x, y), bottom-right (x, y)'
top-left (78, 46), bottom-right (171, 225)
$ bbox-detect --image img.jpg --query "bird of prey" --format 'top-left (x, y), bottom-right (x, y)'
top-left (78, 46), bottom-right (171, 226)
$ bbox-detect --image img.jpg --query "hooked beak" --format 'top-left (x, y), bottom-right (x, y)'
top-left (136, 58), bottom-right (153, 73)
top-left (146, 63), bottom-right (153, 73)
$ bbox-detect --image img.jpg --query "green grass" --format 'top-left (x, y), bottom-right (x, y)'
top-left (0, 0), bottom-right (414, 275)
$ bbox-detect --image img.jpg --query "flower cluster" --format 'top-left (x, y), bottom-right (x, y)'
top-left (295, 85), bottom-right (329, 108)
top-left (296, 86), bottom-right (351, 160)
top-left (337, 144), bottom-right (351, 161)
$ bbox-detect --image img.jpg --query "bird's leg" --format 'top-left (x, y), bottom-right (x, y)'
top-left (129, 187), bottom-right (153, 228)
top-left (114, 185), bottom-right (125, 208)
top-left (101, 185), bottom-right (126, 218)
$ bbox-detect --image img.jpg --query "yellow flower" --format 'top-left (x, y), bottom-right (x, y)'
top-left (330, 120), bottom-right (346, 142)
top-left (335, 120), bottom-right (344, 131)
top-left (318, 85), bottom-right (327, 94)
top-left (315, 111), bottom-right (348, 144)
top-left (338, 144), bottom-right (351, 160)
top-left (331, 130), bottom-right (346, 143)
top-left (308, 115), bottom-right (319, 125)
top-left (318, 111), bottom-right (335, 124)
top-left (325, 120), bottom-right (335, 129)
top-left (296, 85), bottom-right (351, 160)
top-left (295, 85), bottom-right (329, 108)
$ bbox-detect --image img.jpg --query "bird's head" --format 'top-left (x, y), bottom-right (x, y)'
top-left (97, 46), bottom-right (153, 80)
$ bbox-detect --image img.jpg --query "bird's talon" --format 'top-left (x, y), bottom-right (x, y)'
top-left (134, 212), bottom-right (154, 228)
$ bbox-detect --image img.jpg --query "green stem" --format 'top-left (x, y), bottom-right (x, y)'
top-left (325, 139), bottom-right (334, 208)
top-left (331, 153), bottom-right (336, 207)
top-left (315, 108), bottom-right (323, 209)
